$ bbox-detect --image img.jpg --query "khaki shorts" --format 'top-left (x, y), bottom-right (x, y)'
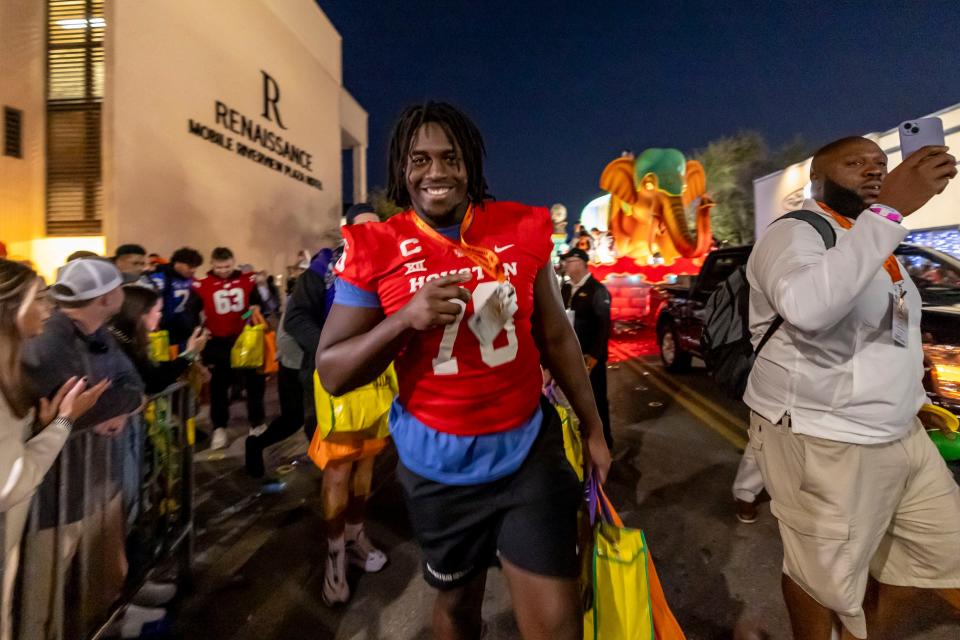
top-left (749, 412), bottom-right (960, 639)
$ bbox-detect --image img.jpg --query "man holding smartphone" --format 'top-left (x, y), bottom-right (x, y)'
top-left (744, 136), bottom-right (959, 639)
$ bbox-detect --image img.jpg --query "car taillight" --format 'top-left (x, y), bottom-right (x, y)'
top-left (927, 344), bottom-right (960, 402)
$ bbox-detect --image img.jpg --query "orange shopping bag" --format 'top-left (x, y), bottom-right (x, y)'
top-left (251, 309), bottom-right (278, 375)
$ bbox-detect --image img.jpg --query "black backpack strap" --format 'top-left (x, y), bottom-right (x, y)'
top-left (755, 210), bottom-right (838, 354)
top-left (755, 316), bottom-right (783, 355)
top-left (774, 210), bottom-right (837, 249)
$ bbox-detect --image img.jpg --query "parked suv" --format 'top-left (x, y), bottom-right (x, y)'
top-left (654, 246), bottom-right (751, 373)
top-left (654, 243), bottom-right (960, 415)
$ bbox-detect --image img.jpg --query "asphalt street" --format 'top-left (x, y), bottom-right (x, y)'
top-left (168, 350), bottom-right (960, 639)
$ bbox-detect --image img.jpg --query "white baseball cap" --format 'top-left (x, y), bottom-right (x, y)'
top-left (51, 258), bottom-right (123, 302)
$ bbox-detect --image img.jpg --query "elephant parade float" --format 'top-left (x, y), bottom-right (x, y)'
top-left (574, 148), bottom-right (717, 330)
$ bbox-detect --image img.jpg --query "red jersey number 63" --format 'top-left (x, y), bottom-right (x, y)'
top-left (213, 288), bottom-right (245, 315)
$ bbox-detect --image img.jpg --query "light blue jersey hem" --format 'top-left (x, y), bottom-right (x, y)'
top-left (389, 399), bottom-right (542, 486)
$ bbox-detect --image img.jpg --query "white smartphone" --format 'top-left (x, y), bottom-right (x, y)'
top-left (898, 117), bottom-right (945, 160)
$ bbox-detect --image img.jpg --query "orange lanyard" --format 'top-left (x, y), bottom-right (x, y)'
top-left (816, 201), bottom-right (903, 284)
top-left (411, 205), bottom-right (506, 283)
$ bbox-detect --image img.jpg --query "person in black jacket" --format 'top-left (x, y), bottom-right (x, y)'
top-left (284, 204), bottom-right (389, 606)
top-left (560, 248), bottom-right (613, 448)
top-left (282, 248), bottom-right (334, 442)
top-left (283, 205), bottom-right (380, 441)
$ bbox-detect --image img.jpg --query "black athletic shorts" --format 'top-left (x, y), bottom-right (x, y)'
top-left (396, 397), bottom-right (583, 590)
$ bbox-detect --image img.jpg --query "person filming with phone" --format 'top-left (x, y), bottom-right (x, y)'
top-left (743, 134), bottom-right (959, 639)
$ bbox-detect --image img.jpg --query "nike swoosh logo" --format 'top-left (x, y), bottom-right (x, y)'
top-left (494, 244), bottom-right (514, 253)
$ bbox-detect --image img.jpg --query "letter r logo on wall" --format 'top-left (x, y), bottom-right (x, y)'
top-left (400, 239), bottom-right (422, 257)
top-left (261, 70), bottom-right (287, 130)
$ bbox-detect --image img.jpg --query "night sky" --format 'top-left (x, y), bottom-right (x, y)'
top-left (319, 0), bottom-right (960, 220)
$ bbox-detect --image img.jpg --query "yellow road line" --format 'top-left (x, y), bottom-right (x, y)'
top-left (636, 360), bottom-right (748, 434)
top-left (616, 354), bottom-right (747, 449)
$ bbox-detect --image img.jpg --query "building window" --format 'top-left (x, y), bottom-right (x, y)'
top-left (3, 107), bottom-right (23, 158)
top-left (46, 0), bottom-right (105, 235)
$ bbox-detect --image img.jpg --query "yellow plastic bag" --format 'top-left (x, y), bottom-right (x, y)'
top-left (585, 523), bottom-right (654, 639)
top-left (556, 404), bottom-right (584, 481)
top-left (148, 330), bottom-right (171, 362)
top-left (313, 364), bottom-right (397, 440)
top-left (230, 323), bottom-right (265, 368)
top-left (584, 481), bottom-right (686, 640)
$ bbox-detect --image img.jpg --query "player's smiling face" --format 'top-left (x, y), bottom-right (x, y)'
top-left (406, 123), bottom-right (468, 224)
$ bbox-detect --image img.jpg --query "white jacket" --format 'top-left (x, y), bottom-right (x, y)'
top-left (0, 394), bottom-right (69, 517)
top-left (744, 199), bottom-right (925, 444)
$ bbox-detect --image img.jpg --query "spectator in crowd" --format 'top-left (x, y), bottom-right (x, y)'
top-left (255, 270), bottom-right (281, 321)
top-left (589, 227), bottom-right (602, 246)
top-left (289, 203), bottom-right (390, 606)
top-left (19, 258), bottom-right (148, 639)
top-left (193, 247), bottom-right (265, 450)
top-left (567, 222), bottom-right (583, 244)
top-left (148, 247), bottom-right (203, 353)
top-left (22, 259), bottom-right (145, 435)
top-left (110, 284), bottom-right (209, 394)
top-left (285, 252), bottom-right (311, 296)
top-left (66, 249), bottom-right (99, 262)
top-left (744, 136), bottom-right (959, 638)
top-left (318, 103), bottom-right (610, 638)
top-left (574, 232), bottom-right (593, 257)
top-left (0, 241), bottom-right (6, 259)
top-left (0, 259), bottom-right (107, 640)
top-left (561, 247), bottom-right (613, 449)
top-left (109, 283), bottom-right (209, 630)
top-left (112, 244), bottom-right (148, 282)
top-left (145, 253), bottom-right (165, 274)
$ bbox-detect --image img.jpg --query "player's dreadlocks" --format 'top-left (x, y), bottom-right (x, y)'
top-left (386, 102), bottom-right (491, 208)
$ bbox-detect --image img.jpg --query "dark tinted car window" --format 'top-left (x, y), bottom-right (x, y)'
top-left (698, 253), bottom-right (750, 294)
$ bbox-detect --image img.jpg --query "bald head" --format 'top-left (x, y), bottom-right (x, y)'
top-left (810, 137), bottom-right (887, 215)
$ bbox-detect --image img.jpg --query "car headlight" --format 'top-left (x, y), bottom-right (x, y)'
top-left (926, 344), bottom-right (960, 402)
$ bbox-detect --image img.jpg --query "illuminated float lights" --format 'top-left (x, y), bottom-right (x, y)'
top-left (905, 228), bottom-right (960, 258)
top-left (928, 344), bottom-right (960, 404)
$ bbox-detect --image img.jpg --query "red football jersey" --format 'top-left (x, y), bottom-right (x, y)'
top-left (336, 201), bottom-right (553, 436)
top-left (193, 272), bottom-right (257, 337)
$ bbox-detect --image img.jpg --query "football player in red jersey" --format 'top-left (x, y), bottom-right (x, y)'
top-left (194, 247), bottom-right (266, 450)
top-left (318, 103), bottom-right (611, 639)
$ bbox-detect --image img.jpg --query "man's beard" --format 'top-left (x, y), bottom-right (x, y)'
top-left (821, 178), bottom-right (867, 219)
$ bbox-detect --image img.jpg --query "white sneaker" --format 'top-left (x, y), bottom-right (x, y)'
top-left (347, 529), bottom-right (388, 573)
top-left (118, 604), bottom-right (165, 638)
top-left (249, 424), bottom-right (268, 437)
top-left (132, 580), bottom-right (176, 607)
top-left (322, 541), bottom-right (350, 606)
top-left (211, 428), bottom-right (229, 450)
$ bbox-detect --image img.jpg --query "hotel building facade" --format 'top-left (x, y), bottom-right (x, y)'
top-left (0, 0), bottom-right (368, 278)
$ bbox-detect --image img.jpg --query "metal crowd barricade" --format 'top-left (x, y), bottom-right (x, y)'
top-left (2, 382), bottom-right (196, 640)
